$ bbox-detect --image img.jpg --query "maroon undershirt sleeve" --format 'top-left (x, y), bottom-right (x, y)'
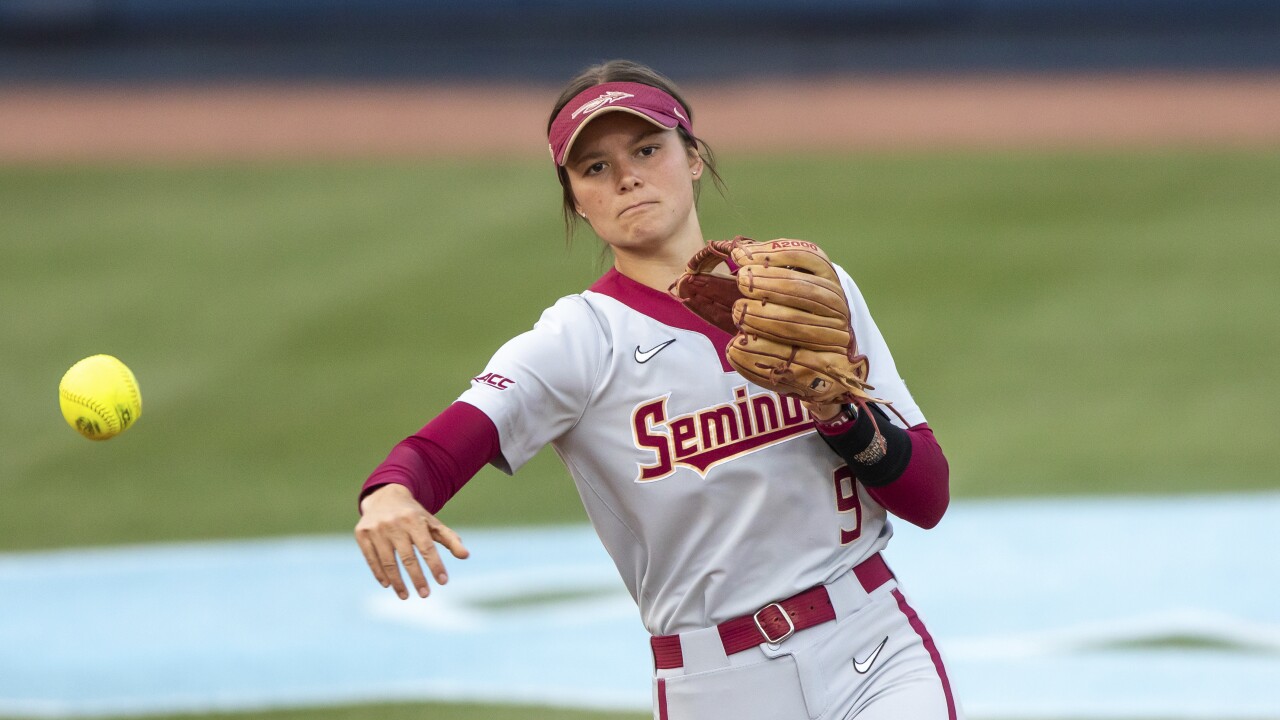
top-left (358, 401), bottom-right (501, 515)
top-left (864, 424), bottom-right (951, 529)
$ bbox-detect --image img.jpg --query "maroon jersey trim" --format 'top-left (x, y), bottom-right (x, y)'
top-left (589, 268), bottom-right (735, 372)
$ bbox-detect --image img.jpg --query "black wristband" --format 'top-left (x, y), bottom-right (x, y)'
top-left (817, 404), bottom-right (913, 487)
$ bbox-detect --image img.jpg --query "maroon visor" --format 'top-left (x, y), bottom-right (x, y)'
top-left (548, 81), bottom-right (693, 167)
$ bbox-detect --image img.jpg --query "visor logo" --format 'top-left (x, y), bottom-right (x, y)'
top-left (572, 91), bottom-right (636, 119)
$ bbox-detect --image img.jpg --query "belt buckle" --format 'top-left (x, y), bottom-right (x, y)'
top-left (752, 602), bottom-right (795, 644)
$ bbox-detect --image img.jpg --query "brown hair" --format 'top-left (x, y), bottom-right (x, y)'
top-left (547, 59), bottom-right (725, 242)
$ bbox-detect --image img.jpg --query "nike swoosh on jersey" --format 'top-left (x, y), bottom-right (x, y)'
top-left (634, 339), bottom-right (676, 363)
top-left (853, 636), bottom-right (889, 675)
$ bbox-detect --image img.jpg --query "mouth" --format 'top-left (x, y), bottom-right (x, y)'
top-left (619, 201), bottom-right (657, 217)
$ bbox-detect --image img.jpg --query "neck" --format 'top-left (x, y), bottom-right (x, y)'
top-left (614, 237), bottom-right (706, 289)
top-left (611, 227), bottom-right (705, 293)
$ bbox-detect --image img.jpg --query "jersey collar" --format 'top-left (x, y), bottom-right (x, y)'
top-left (588, 268), bottom-right (734, 372)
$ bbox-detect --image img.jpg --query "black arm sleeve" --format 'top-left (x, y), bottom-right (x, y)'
top-left (817, 404), bottom-right (913, 487)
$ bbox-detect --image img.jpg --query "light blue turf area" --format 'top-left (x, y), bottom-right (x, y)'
top-left (2, 493), bottom-right (1278, 719)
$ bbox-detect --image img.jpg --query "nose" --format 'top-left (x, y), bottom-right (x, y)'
top-left (616, 160), bottom-right (643, 192)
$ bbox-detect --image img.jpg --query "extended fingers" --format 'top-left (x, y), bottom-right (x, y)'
top-left (411, 519), bottom-right (468, 587)
top-left (353, 518), bottom-right (420, 599)
top-left (355, 512), bottom-right (472, 600)
top-left (397, 541), bottom-right (432, 599)
top-left (359, 530), bottom-right (408, 599)
top-left (354, 529), bottom-right (391, 588)
top-left (430, 521), bottom-right (470, 561)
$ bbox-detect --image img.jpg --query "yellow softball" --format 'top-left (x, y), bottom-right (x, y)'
top-left (58, 355), bottom-right (143, 441)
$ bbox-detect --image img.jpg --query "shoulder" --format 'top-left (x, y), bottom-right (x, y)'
top-left (526, 293), bottom-right (606, 332)
top-left (830, 261), bottom-right (871, 305)
top-left (831, 260), bottom-right (855, 285)
top-left (491, 293), bottom-right (612, 368)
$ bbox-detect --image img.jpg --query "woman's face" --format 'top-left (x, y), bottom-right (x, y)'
top-left (564, 112), bottom-right (703, 255)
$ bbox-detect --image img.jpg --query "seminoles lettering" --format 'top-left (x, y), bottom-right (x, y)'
top-left (631, 386), bottom-right (814, 482)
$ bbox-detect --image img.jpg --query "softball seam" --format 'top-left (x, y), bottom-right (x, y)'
top-left (115, 362), bottom-right (141, 425)
top-left (60, 389), bottom-right (120, 433)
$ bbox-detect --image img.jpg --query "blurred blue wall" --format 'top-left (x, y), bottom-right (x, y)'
top-left (2, 0), bottom-right (1278, 80)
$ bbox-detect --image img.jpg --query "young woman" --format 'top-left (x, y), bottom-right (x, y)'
top-left (355, 60), bottom-right (961, 720)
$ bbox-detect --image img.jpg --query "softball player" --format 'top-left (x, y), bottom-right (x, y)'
top-left (355, 59), bottom-right (961, 720)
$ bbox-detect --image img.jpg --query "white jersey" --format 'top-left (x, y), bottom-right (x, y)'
top-left (458, 264), bottom-right (925, 636)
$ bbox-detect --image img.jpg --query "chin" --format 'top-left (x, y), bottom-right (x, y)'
top-left (617, 230), bottom-right (670, 253)
top-left (602, 223), bottom-right (657, 248)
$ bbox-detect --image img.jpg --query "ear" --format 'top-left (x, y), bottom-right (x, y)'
top-left (687, 147), bottom-right (704, 178)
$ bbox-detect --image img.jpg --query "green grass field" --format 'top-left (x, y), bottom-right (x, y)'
top-left (2, 150), bottom-right (1278, 719)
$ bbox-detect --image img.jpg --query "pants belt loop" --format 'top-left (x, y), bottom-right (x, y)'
top-left (824, 569), bottom-right (864, 621)
top-left (676, 625), bottom-right (730, 673)
top-left (830, 553), bottom-right (893, 620)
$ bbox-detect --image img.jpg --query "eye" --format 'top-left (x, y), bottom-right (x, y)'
top-left (583, 161), bottom-right (607, 176)
top-left (638, 145), bottom-right (659, 158)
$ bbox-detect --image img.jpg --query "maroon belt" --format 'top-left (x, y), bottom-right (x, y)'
top-left (650, 553), bottom-right (893, 670)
